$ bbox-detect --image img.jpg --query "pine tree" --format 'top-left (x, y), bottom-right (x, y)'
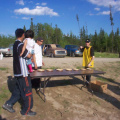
top-left (23, 25), bottom-right (26, 32)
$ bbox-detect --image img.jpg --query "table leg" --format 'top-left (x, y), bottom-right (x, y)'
top-left (89, 82), bottom-right (94, 95)
top-left (81, 75), bottom-right (86, 89)
top-left (81, 75), bottom-right (93, 95)
top-left (37, 77), bottom-right (51, 102)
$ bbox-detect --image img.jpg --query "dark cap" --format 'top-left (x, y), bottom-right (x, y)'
top-left (85, 39), bottom-right (90, 43)
top-left (36, 37), bottom-right (44, 42)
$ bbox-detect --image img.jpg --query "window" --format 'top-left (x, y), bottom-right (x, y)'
top-left (48, 45), bottom-right (51, 49)
top-left (56, 45), bottom-right (62, 48)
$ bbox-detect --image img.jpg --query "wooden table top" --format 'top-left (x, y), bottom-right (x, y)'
top-left (30, 69), bottom-right (105, 78)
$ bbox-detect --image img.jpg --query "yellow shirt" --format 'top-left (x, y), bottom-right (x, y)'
top-left (82, 46), bottom-right (94, 68)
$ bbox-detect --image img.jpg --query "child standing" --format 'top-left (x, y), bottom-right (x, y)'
top-left (20, 30), bottom-right (35, 72)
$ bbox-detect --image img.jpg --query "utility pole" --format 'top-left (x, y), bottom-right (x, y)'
top-left (76, 14), bottom-right (81, 44)
top-left (30, 18), bottom-right (34, 30)
top-left (76, 14), bottom-right (80, 32)
top-left (109, 5), bottom-right (114, 53)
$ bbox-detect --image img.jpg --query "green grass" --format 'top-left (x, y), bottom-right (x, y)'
top-left (95, 52), bottom-right (119, 58)
top-left (89, 97), bottom-right (100, 105)
top-left (97, 68), bottom-right (106, 72)
top-left (0, 67), bottom-right (8, 71)
top-left (116, 61), bottom-right (120, 64)
top-left (0, 67), bottom-right (9, 73)
top-left (0, 87), bottom-right (10, 114)
top-left (74, 63), bottom-right (82, 69)
top-left (43, 66), bottom-right (59, 70)
top-left (63, 100), bottom-right (69, 108)
top-left (76, 66), bottom-right (82, 69)
top-left (97, 77), bottom-right (115, 82)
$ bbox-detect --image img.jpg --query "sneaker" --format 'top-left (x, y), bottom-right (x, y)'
top-left (35, 87), bottom-right (40, 92)
top-left (21, 110), bottom-right (36, 116)
top-left (2, 103), bottom-right (15, 113)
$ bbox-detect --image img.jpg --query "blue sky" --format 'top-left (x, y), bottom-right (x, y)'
top-left (0, 0), bottom-right (120, 37)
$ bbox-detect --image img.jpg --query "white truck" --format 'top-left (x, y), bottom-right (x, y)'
top-left (0, 47), bottom-right (11, 56)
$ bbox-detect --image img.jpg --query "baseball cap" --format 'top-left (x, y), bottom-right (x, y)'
top-left (85, 39), bottom-right (90, 43)
top-left (36, 37), bottom-right (44, 42)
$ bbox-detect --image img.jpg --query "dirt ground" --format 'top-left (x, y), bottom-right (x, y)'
top-left (0, 57), bottom-right (120, 120)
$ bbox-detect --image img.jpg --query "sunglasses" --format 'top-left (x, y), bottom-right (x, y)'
top-left (40, 40), bottom-right (43, 42)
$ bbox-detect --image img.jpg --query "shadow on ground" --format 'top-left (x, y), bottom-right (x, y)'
top-left (93, 74), bottom-right (120, 96)
top-left (91, 75), bottom-right (120, 109)
top-left (0, 115), bottom-right (7, 120)
top-left (7, 75), bottom-right (120, 110)
top-left (94, 91), bottom-right (120, 109)
top-left (46, 77), bottom-right (83, 88)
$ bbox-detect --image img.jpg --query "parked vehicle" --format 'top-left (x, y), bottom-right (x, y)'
top-left (65, 45), bottom-right (83, 57)
top-left (42, 44), bottom-right (67, 57)
top-left (0, 44), bottom-right (13, 56)
top-left (0, 52), bottom-right (3, 60)
top-left (8, 44), bottom-right (13, 56)
top-left (0, 47), bottom-right (11, 56)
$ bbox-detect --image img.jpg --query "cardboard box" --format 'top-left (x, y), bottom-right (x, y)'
top-left (90, 80), bottom-right (107, 93)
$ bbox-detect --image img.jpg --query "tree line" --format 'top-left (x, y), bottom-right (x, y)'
top-left (0, 22), bottom-right (120, 54)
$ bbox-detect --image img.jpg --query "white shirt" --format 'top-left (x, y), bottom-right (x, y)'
top-left (32, 43), bottom-right (42, 67)
top-left (25, 38), bottom-right (35, 53)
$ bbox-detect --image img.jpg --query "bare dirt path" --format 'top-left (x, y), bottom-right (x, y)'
top-left (0, 57), bottom-right (120, 120)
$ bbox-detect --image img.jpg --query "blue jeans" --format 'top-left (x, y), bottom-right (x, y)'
top-left (26, 58), bottom-right (32, 65)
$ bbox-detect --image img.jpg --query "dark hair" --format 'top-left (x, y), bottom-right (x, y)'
top-left (25, 30), bottom-right (34, 38)
top-left (15, 28), bottom-right (24, 38)
top-left (36, 37), bottom-right (44, 42)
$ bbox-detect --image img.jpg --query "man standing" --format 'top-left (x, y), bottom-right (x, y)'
top-left (32, 37), bottom-right (44, 90)
top-left (80, 39), bottom-right (95, 86)
top-left (2, 28), bottom-right (36, 116)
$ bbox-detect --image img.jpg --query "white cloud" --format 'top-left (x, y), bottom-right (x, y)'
top-left (36, 2), bottom-right (47, 6)
top-left (97, 11), bottom-right (110, 15)
top-left (11, 16), bottom-right (18, 19)
top-left (94, 7), bottom-right (100, 11)
top-left (36, 3), bottom-right (40, 5)
top-left (14, 6), bottom-right (59, 16)
top-left (88, 0), bottom-right (116, 7)
top-left (88, 10), bottom-right (110, 16)
top-left (88, 11), bottom-right (94, 16)
top-left (22, 17), bottom-right (29, 20)
top-left (87, 0), bottom-right (120, 12)
top-left (41, 3), bottom-right (47, 6)
top-left (16, 0), bottom-right (24, 5)
top-left (89, 13), bottom-right (94, 16)
top-left (29, 1), bottom-right (33, 3)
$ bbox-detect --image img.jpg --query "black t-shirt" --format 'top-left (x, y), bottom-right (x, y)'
top-left (80, 46), bottom-right (94, 57)
top-left (13, 40), bottom-right (29, 77)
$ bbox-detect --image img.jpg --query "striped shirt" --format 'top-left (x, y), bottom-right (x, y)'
top-left (13, 40), bottom-right (29, 77)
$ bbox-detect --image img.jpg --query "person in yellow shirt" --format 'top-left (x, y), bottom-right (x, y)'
top-left (80, 39), bottom-right (95, 86)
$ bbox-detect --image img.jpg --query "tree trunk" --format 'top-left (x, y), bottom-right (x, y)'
top-left (119, 52), bottom-right (120, 58)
